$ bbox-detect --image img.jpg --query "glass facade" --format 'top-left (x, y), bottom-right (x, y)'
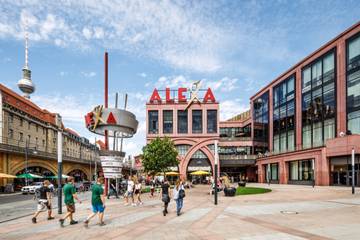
top-left (175, 144), bottom-right (190, 157)
top-left (163, 110), bottom-right (173, 134)
top-left (273, 75), bottom-right (295, 153)
top-left (289, 159), bottom-right (314, 181)
top-left (220, 125), bottom-right (251, 138)
top-left (302, 50), bottom-right (336, 149)
top-left (218, 146), bottom-right (252, 155)
top-left (207, 110), bottom-right (217, 133)
top-left (253, 92), bottom-right (269, 152)
top-left (347, 33), bottom-right (360, 134)
top-left (192, 110), bottom-right (203, 134)
top-left (148, 110), bottom-right (158, 134)
top-left (265, 163), bottom-right (278, 181)
top-left (177, 110), bottom-right (188, 134)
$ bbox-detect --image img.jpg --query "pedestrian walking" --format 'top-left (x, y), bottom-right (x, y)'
top-left (32, 180), bottom-right (54, 223)
top-left (150, 178), bottom-right (155, 198)
top-left (160, 179), bottom-right (170, 216)
top-left (84, 177), bottom-right (106, 227)
top-left (124, 175), bottom-right (135, 206)
top-left (134, 177), bottom-right (143, 205)
top-left (173, 179), bottom-right (185, 216)
top-left (107, 180), bottom-right (119, 199)
top-left (59, 176), bottom-right (82, 227)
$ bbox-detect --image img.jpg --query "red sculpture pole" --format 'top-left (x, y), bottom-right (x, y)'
top-left (104, 52), bottom-right (109, 195)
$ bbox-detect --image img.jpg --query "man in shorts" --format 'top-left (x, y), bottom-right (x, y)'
top-left (84, 177), bottom-right (106, 227)
top-left (124, 175), bottom-right (135, 206)
top-left (32, 180), bottom-right (54, 223)
top-left (59, 176), bottom-right (82, 227)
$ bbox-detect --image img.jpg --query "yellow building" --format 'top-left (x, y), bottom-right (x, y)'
top-left (0, 83), bottom-right (99, 189)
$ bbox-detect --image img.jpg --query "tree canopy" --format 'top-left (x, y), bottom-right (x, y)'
top-left (141, 137), bottom-right (179, 175)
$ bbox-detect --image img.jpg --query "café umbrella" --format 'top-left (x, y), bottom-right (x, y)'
top-left (0, 173), bottom-right (16, 178)
top-left (190, 170), bottom-right (211, 176)
top-left (165, 171), bottom-right (180, 176)
top-left (47, 174), bottom-right (70, 179)
top-left (16, 173), bottom-right (43, 179)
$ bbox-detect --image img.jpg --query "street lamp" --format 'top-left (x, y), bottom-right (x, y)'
top-left (214, 140), bottom-right (218, 205)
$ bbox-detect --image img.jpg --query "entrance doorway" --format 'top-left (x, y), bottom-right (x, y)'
top-left (330, 155), bottom-right (360, 186)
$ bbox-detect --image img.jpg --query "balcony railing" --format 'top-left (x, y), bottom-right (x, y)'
top-left (0, 136), bottom-right (99, 164)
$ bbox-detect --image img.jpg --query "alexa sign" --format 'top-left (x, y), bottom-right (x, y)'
top-left (149, 88), bottom-right (216, 104)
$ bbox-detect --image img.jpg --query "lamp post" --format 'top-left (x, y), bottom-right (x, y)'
top-left (56, 114), bottom-right (63, 214)
top-left (214, 140), bottom-right (218, 205)
top-left (352, 148), bottom-right (355, 195)
top-left (24, 138), bottom-right (29, 186)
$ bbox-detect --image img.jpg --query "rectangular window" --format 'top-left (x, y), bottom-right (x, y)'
top-left (192, 110), bottom-right (203, 134)
top-left (207, 110), bottom-right (217, 133)
top-left (19, 132), bottom-right (23, 142)
top-left (347, 34), bottom-right (360, 134)
top-left (8, 114), bottom-right (13, 124)
top-left (36, 125), bottom-right (39, 132)
top-left (289, 159), bottom-right (314, 181)
top-left (20, 118), bottom-right (23, 127)
top-left (273, 75), bottom-right (295, 153)
top-left (28, 122), bottom-right (31, 130)
top-left (148, 110), bottom-right (159, 134)
top-left (8, 129), bottom-right (13, 139)
top-left (302, 49), bottom-right (336, 148)
top-left (271, 163), bottom-right (278, 181)
top-left (177, 110), bottom-right (188, 134)
top-left (163, 110), bottom-right (173, 134)
top-left (253, 92), bottom-right (269, 153)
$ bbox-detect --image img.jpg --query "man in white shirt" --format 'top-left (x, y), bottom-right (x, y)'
top-left (124, 176), bottom-right (135, 206)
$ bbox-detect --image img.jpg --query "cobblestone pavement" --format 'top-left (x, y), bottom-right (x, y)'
top-left (1, 184), bottom-right (360, 240)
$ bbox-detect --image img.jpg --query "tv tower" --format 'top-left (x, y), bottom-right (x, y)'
top-left (18, 23), bottom-right (35, 98)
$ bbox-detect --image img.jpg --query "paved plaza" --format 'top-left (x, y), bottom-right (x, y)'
top-left (1, 184), bottom-right (360, 240)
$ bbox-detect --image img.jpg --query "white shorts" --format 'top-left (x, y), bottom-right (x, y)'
top-left (37, 200), bottom-right (50, 212)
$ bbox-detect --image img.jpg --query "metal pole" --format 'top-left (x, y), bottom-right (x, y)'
top-left (57, 130), bottom-right (63, 214)
top-left (104, 51), bottom-right (109, 195)
top-left (352, 148), bottom-right (355, 194)
top-left (25, 139), bottom-right (28, 186)
top-left (214, 140), bottom-right (218, 205)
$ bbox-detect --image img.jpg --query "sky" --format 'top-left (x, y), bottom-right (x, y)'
top-left (0, 0), bottom-right (359, 157)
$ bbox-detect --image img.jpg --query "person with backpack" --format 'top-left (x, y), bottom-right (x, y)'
top-left (59, 176), bottom-right (82, 227)
top-left (160, 179), bottom-right (171, 216)
top-left (173, 179), bottom-right (185, 216)
top-left (32, 180), bottom-right (54, 223)
top-left (84, 177), bottom-right (106, 227)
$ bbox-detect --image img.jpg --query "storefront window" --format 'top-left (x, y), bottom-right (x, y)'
top-left (192, 110), bottom-right (203, 134)
top-left (347, 34), bottom-right (360, 134)
top-left (265, 163), bottom-right (278, 181)
top-left (178, 110), bottom-right (188, 134)
top-left (163, 110), bottom-right (173, 134)
top-left (302, 50), bottom-right (336, 148)
top-left (148, 110), bottom-right (158, 134)
top-left (289, 159), bottom-right (314, 181)
top-left (207, 110), bottom-right (217, 133)
top-left (273, 75), bottom-right (295, 153)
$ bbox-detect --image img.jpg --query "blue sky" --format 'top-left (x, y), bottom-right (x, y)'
top-left (0, 0), bottom-right (359, 156)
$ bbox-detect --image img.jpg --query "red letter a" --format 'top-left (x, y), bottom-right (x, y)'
top-left (203, 88), bottom-right (216, 103)
top-left (150, 89), bottom-right (161, 103)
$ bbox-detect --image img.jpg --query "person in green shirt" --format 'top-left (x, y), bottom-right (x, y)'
top-left (59, 176), bottom-right (82, 227)
top-left (84, 177), bottom-right (106, 227)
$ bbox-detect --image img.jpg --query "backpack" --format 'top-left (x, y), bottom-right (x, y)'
top-left (179, 189), bottom-right (185, 199)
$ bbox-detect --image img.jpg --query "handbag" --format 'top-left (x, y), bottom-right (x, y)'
top-left (179, 189), bottom-right (185, 199)
top-left (162, 194), bottom-right (170, 203)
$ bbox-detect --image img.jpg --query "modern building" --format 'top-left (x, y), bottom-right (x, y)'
top-left (0, 83), bottom-right (99, 188)
top-left (253, 21), bottom-right (360, 186)
top-left (145, 87), bottom-right (262, 181)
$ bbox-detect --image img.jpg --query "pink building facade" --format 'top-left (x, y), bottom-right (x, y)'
top-left (253, 22), bottom-right (360, 186)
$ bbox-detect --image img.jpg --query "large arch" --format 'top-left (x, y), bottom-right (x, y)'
top-left (64, 164), bottom-right (91, 181)
top-left (179, 138), bottom-right (218, 178)
top-left (11, 159), bottom-right (57, 176)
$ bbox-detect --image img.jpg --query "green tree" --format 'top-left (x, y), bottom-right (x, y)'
top-left (142, 137), bottom-right (179, 176)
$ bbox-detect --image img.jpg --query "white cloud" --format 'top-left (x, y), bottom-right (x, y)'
top-left (206, 77), bottom-right (238, 92)
top-left (59, 71), bottom-right (67, 76)
top-left (0, 1), bottom-right (227, 72)
top-left (138, 72), bottom-right (147, 78)
top-left (81, 71), bottom-right (96, 78)
top-left (220, 100), bottom-right (249, 121)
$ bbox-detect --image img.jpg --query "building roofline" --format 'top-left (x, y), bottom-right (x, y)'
top-left (250, 21), bottom-right (360, 101)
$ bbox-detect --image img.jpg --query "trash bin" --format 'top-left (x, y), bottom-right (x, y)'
top-left (224, 187), bottom-right (236, 197)
top-left (238, 181), bottom-right (246, 187)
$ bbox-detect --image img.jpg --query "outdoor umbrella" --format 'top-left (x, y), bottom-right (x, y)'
top-left (16, 173), bottom-right (43, 179)
top-left (46, 174), bottom-right (70, 179)
top-left (0, 173), bottom-right (16, 178)
top-left (190, 170), bottom-right (210, 176)
top-left (165, 171), bottom-right (180, 176)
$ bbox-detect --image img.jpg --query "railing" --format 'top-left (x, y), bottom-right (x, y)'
top-left (0, 136), bottom-right (100, 164)
top-left (220, 136), bottom-right (252, 141)
top-left (219, 154), bottom-right (257, 160)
